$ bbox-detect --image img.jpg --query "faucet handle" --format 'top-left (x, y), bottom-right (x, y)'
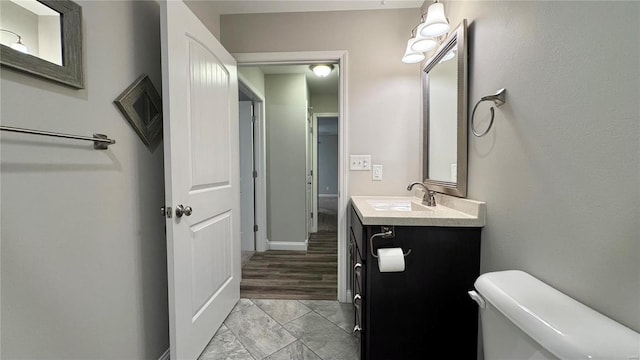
top-left (424, 190), bottom-right (436, 207)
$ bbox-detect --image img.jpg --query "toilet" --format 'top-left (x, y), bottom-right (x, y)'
top-left (469, 270), bottom-right (640, 360)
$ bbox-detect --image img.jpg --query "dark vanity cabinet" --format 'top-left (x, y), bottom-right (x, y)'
top-left (349, 205), bottom-right (482, 359)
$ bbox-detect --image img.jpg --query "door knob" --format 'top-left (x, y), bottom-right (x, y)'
top-left (175, 204), bottom-right (193, 217)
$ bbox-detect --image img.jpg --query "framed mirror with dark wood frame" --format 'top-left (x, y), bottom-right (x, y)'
top-left (0, 0), bottom-right (83, 89)
top-left (422, 19), bottom-right (467, 197)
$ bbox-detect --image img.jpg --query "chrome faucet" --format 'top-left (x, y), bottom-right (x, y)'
top-left (407, 182), bottom-right (436, 207)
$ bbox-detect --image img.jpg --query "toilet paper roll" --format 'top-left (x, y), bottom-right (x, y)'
top-left (377, 248), bottom-right (405, 272)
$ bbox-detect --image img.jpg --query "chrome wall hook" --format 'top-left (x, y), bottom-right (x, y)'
top-left (471, 88), bottom-right (506, 137)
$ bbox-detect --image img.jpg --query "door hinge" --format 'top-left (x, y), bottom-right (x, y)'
top-left (310, 170), bottom-right (313, 176)
top-left (252, 115), bottom-right (256, 123)
top-left (310, 212), bottom-right (314, 219)
top-left (253, 225), bottom-right (258, 232)
top-left (253, 170), bottom-right (258, 178)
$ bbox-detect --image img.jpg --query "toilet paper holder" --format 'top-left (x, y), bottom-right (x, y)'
top-left (369, 226), bottom-right (412, 258)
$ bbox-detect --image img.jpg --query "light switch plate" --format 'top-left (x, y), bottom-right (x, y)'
top-left (372, 165), bottom-right (383, 181)
top-left (350, 155), bottom-right (371, 171)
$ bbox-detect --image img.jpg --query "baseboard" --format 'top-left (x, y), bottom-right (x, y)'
top-left (319, 193), bottom-right (338, 198)
top-left (268, 239), bottom-right (308, 251)
top-left (158, 348), bottom-right (170, 360)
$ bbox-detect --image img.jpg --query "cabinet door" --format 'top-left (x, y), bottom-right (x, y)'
top-left (366, 226), bottom-right (481, 359)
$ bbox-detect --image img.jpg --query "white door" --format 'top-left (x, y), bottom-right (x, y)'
top-left (306, 114), bottom-right (314, 235)
top-left (161, 1), bottom-right (240, 359)
top-left (239, 101), bottom-right (255, 251)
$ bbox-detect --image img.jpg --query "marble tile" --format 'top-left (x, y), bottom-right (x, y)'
top-left (230, 298), bottom-right (255, 313)
top-left (284, 312), bottom-right (359, 360)
top-left (299, 300), bottom-right (355, 333)
top-left (253, 299), bottom-right (312, 325)
top-left (214, 323), bottom-right (229, 337)
top-left (224, 301), bottom-right (296, 359)
top-left (199, 331), bottom-right (255, 360)
top-left (263, 340), bottom-right (321, 360)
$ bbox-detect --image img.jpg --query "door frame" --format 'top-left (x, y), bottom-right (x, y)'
top-left (234, 51), bottom-right (349, 303)
top-left (312, 112), bottom-right (339, 233)
top-left (238, 73), bottom-right (268, 252)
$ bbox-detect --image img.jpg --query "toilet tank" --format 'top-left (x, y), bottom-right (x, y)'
top-left (473, 270), bottom-right (640, 360)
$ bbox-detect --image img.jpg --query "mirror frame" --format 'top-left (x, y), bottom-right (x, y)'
top-left (0, 0), bottom-right (83, 88)
top-left (422, 19), bottom-right (468, 197)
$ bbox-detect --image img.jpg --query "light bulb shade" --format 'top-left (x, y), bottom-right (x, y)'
top-left (10, 41), bottom-right (28, 54)
top-left (420, 2), bottom-right (449, 38)
top-left (411, 35), bottom-right (438, 53)
top-left (402, 39), bottom-right (425, 64)
top-left (439, 49), bottom-right (456, 63)
top-left (311, 64), bottom-right (333, 77)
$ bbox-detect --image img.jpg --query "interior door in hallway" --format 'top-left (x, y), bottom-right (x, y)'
top-left (239, 100), bottom-right (255, 252)
top-left (161, 1), bottom-right (240, 359)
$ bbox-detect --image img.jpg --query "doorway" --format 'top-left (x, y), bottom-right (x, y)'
top-left (314, 114), bottom-right (339, 233)
top-left (235, 52), bottom-right (347, 302)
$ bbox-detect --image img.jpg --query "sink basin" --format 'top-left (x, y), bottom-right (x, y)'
top-left (367, 200), bottom-right (432, 212)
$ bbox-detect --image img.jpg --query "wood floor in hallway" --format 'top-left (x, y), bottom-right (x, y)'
top-left (240, 231), bottom-right (338, 300)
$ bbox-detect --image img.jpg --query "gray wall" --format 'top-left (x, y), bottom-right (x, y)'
top-left (185, 0), bottom-right (221, 40)
top-left (438, 1), bottom-right (640, 331)
top-left (310, 93), bottom-right (338, 114)
top-left (1, 1), bottom-right (169, 358)
top-left (264, 74), bottom-right (308, 243)
top-left (221, 9), bottom-right (423, 196)
top-left (239, 66), bottom-right (265, 98)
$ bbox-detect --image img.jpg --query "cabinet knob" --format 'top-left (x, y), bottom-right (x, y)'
top-left (353, 325), bottom-right (362, 334)
top-left (354, 263), bottom-right (362, 271)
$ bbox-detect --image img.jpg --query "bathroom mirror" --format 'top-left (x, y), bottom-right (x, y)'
top-left (422, 19), bottom-right (467, 197)
top-left (0, 0), bottom-right (83, 88)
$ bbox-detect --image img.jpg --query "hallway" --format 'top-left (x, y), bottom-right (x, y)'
top-left (240, 231), bottom-right (338, 300)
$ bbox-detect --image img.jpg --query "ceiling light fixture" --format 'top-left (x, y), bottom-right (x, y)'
top-left (310, 64), bottom-right (334, 77)
top-left (1, 29), bottom-right (28, 54)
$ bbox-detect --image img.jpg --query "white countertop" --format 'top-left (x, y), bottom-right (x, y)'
top-left (351, 194), bottom-right (486, 227)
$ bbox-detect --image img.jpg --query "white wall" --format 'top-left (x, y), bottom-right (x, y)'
top-left (264, 74), bottom-right (308, 244)
top-left (1, 1), bottom-right (168, 358)
top-left (221, 9), bottom-right (423, 196)
top-left (37, 15), bottom-right (62, 65)
top-left (0, 1), bottom-right (39, 56)
top-left (437, 1), bottom-right (640, 331)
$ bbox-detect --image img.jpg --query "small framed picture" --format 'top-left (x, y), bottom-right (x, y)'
top-left (114, 74), bottom-right (162, 147)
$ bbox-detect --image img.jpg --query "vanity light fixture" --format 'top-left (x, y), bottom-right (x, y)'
top-left (402, 29), bottom-right (426, 64)
top-left (0, 29), bottom-right (28, 54)
top-left (310, 64), bottom-right (334, 77)
top-left (439, 45), bottom-right (457, 63)
top-left (420, 1), bottom-right (450, 38)
top-left (402, 1), bottom-right (450, 64)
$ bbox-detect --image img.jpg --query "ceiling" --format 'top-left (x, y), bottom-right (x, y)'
top-left (210, 1), bottom-right (424, 15)
top-left (256, 64), bottom-right (339, 96)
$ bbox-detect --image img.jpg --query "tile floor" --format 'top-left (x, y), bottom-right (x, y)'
top-left (198, 299), bottom-right (359, 360)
